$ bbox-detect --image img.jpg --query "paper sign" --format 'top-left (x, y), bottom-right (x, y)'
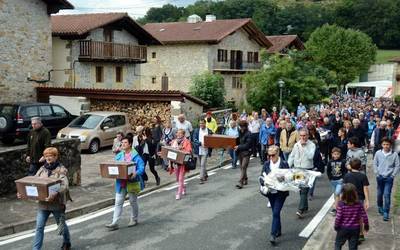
top-left (108, 166), bottom-right (119, 175)
top-left (128, 166), bottom-right (135, 175)
top-left (25, 186), bottom-right (39, 197)
top-left (184, 154), bottom-right (191, 162)
top-left (48, 183), bottom-right (61, 194)
top-left (167, 151), bottom-right (177, 160)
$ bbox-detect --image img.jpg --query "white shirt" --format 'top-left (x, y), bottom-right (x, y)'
top-left (248, 119), bottom-right (261, 133)
top-left (176, 120), bottom-right (193, 138)
top-left (198, 128), bottom-right (208, 156)
top-left (270, 158), bottom-right (281, 172)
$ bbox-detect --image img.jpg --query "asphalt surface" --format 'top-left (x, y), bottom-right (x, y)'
top-left (1, 158), bottom-right (332, 250)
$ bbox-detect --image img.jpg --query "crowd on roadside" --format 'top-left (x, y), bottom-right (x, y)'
top-left (20, 93), bottom-right (400, 249)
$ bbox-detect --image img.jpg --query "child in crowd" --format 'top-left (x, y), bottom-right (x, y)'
top-left (343, 158), bottom-right (370, 243)
top-left (327, 147), bottom-right (347, 215)
top-left (373, 137), bottom-right (400, 221)
top-left (334, 183), bottom-right (369, 250)
top-left (346, 137), bottom-right (367, 173)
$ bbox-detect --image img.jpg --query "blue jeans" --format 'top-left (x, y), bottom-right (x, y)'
top-left (376, 175), bottom-right (394, 214)
top-left (330, 179), bottom-right (343, 196)
top-left (228, 149), bottom-right (237, 168)
top-left (268, 192), bottom-right (287, 236)
top-left (33, 209), bottom-right (70, 250)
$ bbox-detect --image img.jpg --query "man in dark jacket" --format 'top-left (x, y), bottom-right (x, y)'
top-left (347, 118), bottom-right (367, 147)
top-left (26, 117), bottom-right (51, 175)
top-left (234, 120), bottom-right (252, 189)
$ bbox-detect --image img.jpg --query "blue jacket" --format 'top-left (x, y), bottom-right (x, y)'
top-left (259, 124), bottom-right (276, 145)
top-left (261, 158), bottom-right (290, 197)
top-left (192, 128), bottom-right (213, 155)
top-left (114, 150), bottom-right (145, 193)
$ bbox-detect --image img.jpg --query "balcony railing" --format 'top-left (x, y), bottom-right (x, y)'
top-left (213, 59), bottom-right (262, 71)
top-left (79, 40), bottom-right (147, 63)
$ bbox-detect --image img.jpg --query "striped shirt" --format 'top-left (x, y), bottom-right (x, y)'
top-left (335, 201), bottom-right (369, 230)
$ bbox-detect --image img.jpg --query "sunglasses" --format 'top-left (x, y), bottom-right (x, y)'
top-left (268, 154), bottom-right (277, 157)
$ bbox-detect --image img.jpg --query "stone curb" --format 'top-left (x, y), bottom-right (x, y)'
top-left (0, 159), bottom-right (231, 237)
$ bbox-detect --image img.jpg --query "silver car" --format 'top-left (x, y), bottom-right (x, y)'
top-left (57, 111), bottom-right (133, 153)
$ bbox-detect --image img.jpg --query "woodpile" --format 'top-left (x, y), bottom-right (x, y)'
top-left (90, 100), bottom-right (172, 129)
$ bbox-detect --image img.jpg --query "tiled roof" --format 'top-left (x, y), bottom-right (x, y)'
top-left (36, 87), bottom-right (207, 106)
top-left (42, 0), bottom-right (74, 10)
top-left (51, 13), bottom-right (161, 44)
top-left (266, 35), bottom-right (305, 53)
top-left (143, 19), bottom-right (271, 48)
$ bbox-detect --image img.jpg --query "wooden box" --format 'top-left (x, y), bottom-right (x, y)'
top-left (204, 134), bottom-right (238, 149)
top-left (15, 176), bottom-right (62, 201)
top-left (160, 146), bottom-right (191, 164)
top-left (100, 161), bottom-right (136, 179)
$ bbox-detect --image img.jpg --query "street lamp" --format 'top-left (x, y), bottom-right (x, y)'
top-left (278, 79), bottom-right (285, 110)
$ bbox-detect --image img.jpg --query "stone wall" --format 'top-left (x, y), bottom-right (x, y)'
top-left (90, 99), bottom-right (172, 128)
top-left (0, 139), bottom-right (81, 196)
top-left (0, 0), bottom-right (52, 103)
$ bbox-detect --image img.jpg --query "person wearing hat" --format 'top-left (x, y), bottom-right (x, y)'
top-left (205, 111), bottom-right (218, 133)
top-left (234, 120), bottom-right (253, 189)
top-left (260, 145), bottom-right (290, 245)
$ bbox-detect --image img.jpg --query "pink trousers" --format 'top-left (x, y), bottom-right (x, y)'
top-left (175, 165), bottom-right (186, 195)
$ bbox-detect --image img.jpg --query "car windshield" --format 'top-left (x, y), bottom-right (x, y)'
top-left (0, 105), bottom-right (16, 117)
top-left (68, 114), bottom-right (103, 129)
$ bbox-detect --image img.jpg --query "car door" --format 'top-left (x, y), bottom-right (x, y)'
top-left (99, 116), bottom-right (117, 146)
top-left (39, 105), bottom-right (56, 136)
top-left (51, 105), bottom-right (71, 133)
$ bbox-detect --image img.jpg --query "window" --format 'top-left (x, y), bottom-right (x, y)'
top-left (217, 49), bottom-right (228, 62)
top-left (116, 66), bottom-right (123, 83)
top-left (96, 66), bottom-right (103, 83)
top-left (254, 52), bottom-right (259, 63)
top-left (102, 117), bottom-right (116, 129)
top-left (232, 76), bottom-right (242, 89)
top-left (152, 77), bottom-right (156, 84)
top-left (52, 105), bottom-right (67, 117)
top-left (20, 106), bottom-right (38, 118)
top-left (247, 52), bottom-right (254, 63)
top-left (152, 52), bottom-right (156, 58)
top-left (113, 115), bottom-right (126, 127)
top-left (39, 105), bottom-right (53, 116)
top-left (103, 29), bottom-right (113, 42)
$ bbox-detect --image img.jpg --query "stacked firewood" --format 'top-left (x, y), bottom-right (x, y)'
top-left (90, 100), bottom-right (172, 129)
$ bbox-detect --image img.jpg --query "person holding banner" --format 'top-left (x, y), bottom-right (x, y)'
top-left (260, 145), bottom-right (289, 245)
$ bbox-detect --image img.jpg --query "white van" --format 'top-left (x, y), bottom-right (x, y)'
top-left (345, 80), bottom-right (393, 98)
top-left (50, 96), bottom-right (90, 116)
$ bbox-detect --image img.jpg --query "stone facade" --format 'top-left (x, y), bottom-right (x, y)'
top-left (0, 0), bottom-right (52, 103)
top-left (52, 27), bottom-right (141, 89)
top-left (0, 139), bottom-right (81, 196)
top-left (140, 29), bottom-right (263, 105)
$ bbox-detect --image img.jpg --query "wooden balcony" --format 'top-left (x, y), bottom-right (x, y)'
top-left (213, 59), bottom-right (262, 74)
top-left (79, 40), bottom-right (147, 63)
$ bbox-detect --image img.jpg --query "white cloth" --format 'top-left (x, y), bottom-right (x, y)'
top-left (198, 128), bottom-right (208, 156)
top-left (270, 158), bottom-right (281, 172)
top-left (248, 119), bottom-right (261, 133)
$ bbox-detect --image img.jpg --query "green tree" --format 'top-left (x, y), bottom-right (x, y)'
top-left (138, 4), bottom-right (185, 24)
top-left (306, 24), bottom-right (377, 89)
top-left (244, 51), bottom-right (329, 112)
top-left (189, 72), bottom-right (226, 108)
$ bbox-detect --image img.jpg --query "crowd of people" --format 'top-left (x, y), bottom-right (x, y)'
top-left (21, 94), bottom-right (400, 249)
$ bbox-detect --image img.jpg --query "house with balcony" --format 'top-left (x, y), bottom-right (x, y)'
top-left (51, 13), bottom-right (161, 89)
top-left (142, 15), bottom-right (271, 105)
top-left (0, 0), bottom-right (73, 103)
top-left (266, 35), bottom-right (305, 54)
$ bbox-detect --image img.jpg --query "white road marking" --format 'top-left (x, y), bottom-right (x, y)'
top-left (299, 194), bottom-right (334, 238)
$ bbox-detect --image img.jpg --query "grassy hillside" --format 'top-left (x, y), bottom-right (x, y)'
top-left (376, 50), bottom-right (400, 64)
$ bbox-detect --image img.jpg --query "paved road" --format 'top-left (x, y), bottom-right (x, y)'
top-left (1, 158), bottom-right (332, 250)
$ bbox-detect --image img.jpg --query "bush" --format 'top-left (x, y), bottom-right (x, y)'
top-left (189, 72), bottom-right (226, 108)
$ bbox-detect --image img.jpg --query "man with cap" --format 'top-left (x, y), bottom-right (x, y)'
top-left (205, 111), bottom-right (218, 133)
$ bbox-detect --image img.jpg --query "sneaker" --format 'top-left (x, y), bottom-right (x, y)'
top-left (378, 207), bottom-right (384, 215)
top-left (383, 212), bottom-right (389, 221)
top-left (128, 219), bottom-right (138, 227)
top-left (276, 232), bottom-right (282, 238)
top-left (61, 242), bottom-right (71, 250)
top-left (267, 201), bottom-right (271, 208)
top-left (105, 223), bottom-right (119, 231)
top-left (296, 211), bottom-right (304, 218)
top-left (182, 189), bottom-right (186, 196)
top-left (235, 184), bottom-right (243, 189)
top-left (358, 234), bottom-right (365, 242)
top-left (308, 195), bottom-right (313, 201)
top-left (199, 178), bottom-right (205, 184)
top-left (330, 208), bottom-right (337, 216)
top-left (269, 235), bottom-right (276, 245)
top-left (156, 176), bottom-right (161, 186)
top-left (175, 194), bottom-right (181, 200)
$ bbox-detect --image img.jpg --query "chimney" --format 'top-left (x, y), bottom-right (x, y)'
top-left (205, 14), bottom-right (216, 22)
top-left (187, 14), bottom-right (202, 23)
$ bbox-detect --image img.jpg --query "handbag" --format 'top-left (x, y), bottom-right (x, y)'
top-left (184, 154), bottom-right (197, 171)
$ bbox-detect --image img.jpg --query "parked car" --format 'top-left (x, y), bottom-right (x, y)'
top-left (57, 111), bottom-right (133, 153)
top-left (0, 102), bottom-right (76, 144)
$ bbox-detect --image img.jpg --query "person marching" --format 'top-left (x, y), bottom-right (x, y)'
top-left (234, 120), bottom-right (253, 189)
top-left (17, 147), bottom-right (72, 250)
top-left (105, 136), bottom-right (145, 231)
top-left (193, 119), bottom-right (212, 184)
top-left (260, 145), bottom-right (289, 245)
top-left (169, 129), bottom-right (193, 200)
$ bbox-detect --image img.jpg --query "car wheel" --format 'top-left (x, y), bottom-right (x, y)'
top-left (1, 136), bottom-right (15, 145)
top-left (88, 139), bottom-right (100, 154)
top-left (0, 115), bottom-right (12, 133)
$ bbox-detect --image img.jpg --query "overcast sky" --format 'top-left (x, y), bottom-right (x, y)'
top-left (59, 0), bottom-right (196, 18)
